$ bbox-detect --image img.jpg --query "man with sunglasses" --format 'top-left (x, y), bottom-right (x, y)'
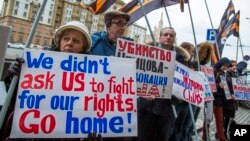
top-left (90, 11), bottom-right (131, 56)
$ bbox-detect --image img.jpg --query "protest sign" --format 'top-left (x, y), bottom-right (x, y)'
top-left (10, 49), bottom-right (137, 138)
top-left (116, 38), bottom-right (176, 99)
top-left (199, 72), bottom-right (214, 101)
top-left (172, 62), bottom-right (205, 108)
top-left (232, 77), bottom-right (250, 101)
top-left (200, 65), bottom-right (217, 92)
top-left (220, 75), bottom-right (231, 100)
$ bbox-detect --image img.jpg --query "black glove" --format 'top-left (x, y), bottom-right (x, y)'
top-left (86, 132), bottom-right (102, 141)
top-left (8, 57), bottom-right (25, 75)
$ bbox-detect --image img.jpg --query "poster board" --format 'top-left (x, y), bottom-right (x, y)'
top-left (116, 38), bottom-right (176, 99)
top-left (11, 49), bottom-right (137, 138)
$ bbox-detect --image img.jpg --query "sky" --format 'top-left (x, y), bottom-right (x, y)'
top-left (0, 0), bottom-right (249, 68)
top-left (124, 0), bottom-right (250, 68)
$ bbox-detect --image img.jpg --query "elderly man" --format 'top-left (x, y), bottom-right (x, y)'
top-left (90, 11), bottom-right (130, 56)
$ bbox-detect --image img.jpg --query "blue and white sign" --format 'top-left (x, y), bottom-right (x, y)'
top-left (206, 29), bottom-right (218, 41)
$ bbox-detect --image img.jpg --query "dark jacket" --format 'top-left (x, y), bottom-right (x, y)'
top-left (237, 61), bottom-right (248, 76)
top-left (213, 57), bottom-right (231, 106)
top-left (138, 45), bottom-right (190, 116)
top-left (224, 70), bottom-right (238, 111)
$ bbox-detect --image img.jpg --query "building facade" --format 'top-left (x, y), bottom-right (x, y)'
top-left (0, 0), bottom-right (147, 47)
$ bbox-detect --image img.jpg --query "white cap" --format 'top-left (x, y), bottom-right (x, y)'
top-left (54, 21), bottom-right (92, 52)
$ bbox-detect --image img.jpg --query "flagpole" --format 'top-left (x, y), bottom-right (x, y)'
top-left (138, 0), bottom-right (157, 46)
top-left (204, 0), bottom-right (221, 60)
top-left (236, 38), bottom-right (239, 62)
top-left (239, 37), bottom-right (245, 61)
top-left (203, 0), bottom-right (219, 140)
top-left (163, 6), bottom-right (172, 27)
top-left (187, 2), bottom-right (200, 141)
top-left (0, 0), bottom-right (48, 130)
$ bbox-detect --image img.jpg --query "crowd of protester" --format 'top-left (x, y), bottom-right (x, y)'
top-left (0, 10), bottom-right (248, 141)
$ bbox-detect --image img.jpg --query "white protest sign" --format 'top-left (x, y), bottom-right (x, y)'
top-left (116, 38), bottom-right (176, 99)
top-left (219, 75), bottom-right (231, 100)
top-left (172, 62), bottom-right (205, 108)
top-left (11, 49), bottom-right (137, 138)
top-left (199, 72), bottom-right (214, 101)
top-left (232, 77), bottom-right (250, 101)
top-left (201, 65), bottom-right (217, 92)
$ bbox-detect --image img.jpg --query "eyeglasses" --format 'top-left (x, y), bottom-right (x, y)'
top-left (111, 21), bottom-right (128, 27)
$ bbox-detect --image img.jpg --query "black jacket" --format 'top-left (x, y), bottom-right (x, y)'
top-left (224, 70), bottom-right (238, 111)
top-left (213, 57), bottom-right (231, 106)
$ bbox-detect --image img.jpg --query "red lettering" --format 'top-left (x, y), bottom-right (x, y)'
top-left (62, 72), bottom-right (85, 91)
top-left (118, 40), bottom-right (127, 51)
top-left (19, 110), bottom-right (55, 134)
top-left (183, 89), bottom-right (202, 105)
top-left (20, 72), bottom-right (54, 89)
top-left (127, 42), bottom-right (134, 54)
top-left (41, 115), bottom-right (56, 133)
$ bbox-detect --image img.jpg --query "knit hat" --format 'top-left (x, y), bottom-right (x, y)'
top-left (215, 57), bottom-right (231, 70)
top-left (104, 11), bottom-right (130, 27)
top-left (54, 21), bottom-right (92, 52)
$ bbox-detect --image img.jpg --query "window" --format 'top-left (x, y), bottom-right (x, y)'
top-left (25, 4), bottom-right (28, 9)
top-left (49, 11), bottom-right (52, 16)
top-left (23, 12), bottom-right (27, 17)
top-left (48, 18), bottom-right (51, 23)
top-left (44, 39), bottom-right (48, 46)
top-left (35, 38), bottom-right (40, 45)
top-left (18, 33), bottom-right (23, 43)
top-left (15, 1), bottom-right (19, 7)
top-left (20, 27), bottom-right (24, 32)
top-left (50, 4), bottom-right (54, 9)
top-left (14, 9), bottom-right (18, 15)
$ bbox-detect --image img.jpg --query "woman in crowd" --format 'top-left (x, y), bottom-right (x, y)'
top-left (1, 21), bottom-right (102, 141)
top-left (224, 60), bottom-right (238, 140)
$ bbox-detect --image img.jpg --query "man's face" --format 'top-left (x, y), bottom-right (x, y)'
top-left (107, 17), bottom-right (127, 42)
top-left (159, 28), bottom-right (176, 48)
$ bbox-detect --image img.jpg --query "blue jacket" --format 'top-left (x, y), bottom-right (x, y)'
top-left (90, 31), bottom-right (116, 56)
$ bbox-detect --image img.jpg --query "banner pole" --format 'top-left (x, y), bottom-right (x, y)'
top-left (188, 103), bottom-right (199, 141)
top-left (239, 37), bottom-right (245, 61)
top-left (0, 0), bottom-right (48, 130)
top-left (204, 0), bottom-right (221, 60)
top-left (138, 0), bottom-right (157, 46)
top-left (163, 6), bottom-right (172, 28)
top-left (236, 38), bottom-right (239, 62)
top-left (187, 1), bottom-right (200, 141)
